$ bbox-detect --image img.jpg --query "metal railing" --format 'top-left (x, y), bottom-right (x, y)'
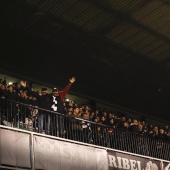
top-left (0, 98), bottom-right (170, 161)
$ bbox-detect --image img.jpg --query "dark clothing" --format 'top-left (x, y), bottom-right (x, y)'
top-left (3, 90), bottom-right (19, 101)
top-left (18, 97), bottom-right (30, 119)
top-left (25, 83), bottom-right (72, 135)
top-left (129, 124), bottom-right (139, 134)
top-left (27, 83), bottom-right (71, 114)
top-left (0, 90), bottom-right (19, 124)
top-left (157, 133), bottom-right (167, 141)
top-left (50, 83), bottom-right (72, 136)
top-left (28, 92), bottom-right (51, 111)
top-left (0, 88), bottom-right (5, 98)
top-left (118, 126), bottom-right (129, 132)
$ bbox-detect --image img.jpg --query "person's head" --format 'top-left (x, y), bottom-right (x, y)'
top-left (94, 117), bottom-right (99, 123)
top-left (74, 107), bottom-right (79, 114)
top-left (108, 113), bottom-right (114, 119)
top-left (159, 128), bottom-right (164, 134)
top-left (97, 126), bottom-right (101, 131)
top-left (167, 130), bottom-right (170, 136)
top-left (13, 83), bottom-right (18, 90)
top-left (52, 88), bottom-right (59, 97)
top-left (90, 112), bottom-right (95, 118)
top-left (153, 126), bottom-right (158, 132)
top-left (79, 107), bottom-right (82, 112)
top-left (74, 103), bottom-right (78, 107)
top-left (133, 119), bottom-right (138, 125)
top-left (138, 123), bottom-right (143, 131)
top-left (85, 108), bottom-right (90, 115)
top-left (124, 122), bottom-right (129, 128)
top-left (0, 83), bottom-right (5, 90)
top-left (82, 113), bottom-right (88, 120)
top-left (103, 111), bottom-right (107, 117)
top-left (67, 111), bottom-right (72, 116)
top-left (41, 87), bottom-right (48, 95)
top-left (110, 118), bottom-right (114, 124)
top-left (20, 90), bottom-right (27, 98)
top-left (95, 109), bottom-right (99, 115)
top-left (141, 121), bottom-right (146, 125)
top-left (121, 116), bottom-right (126, 122)
top-left (101, 116), bottom-right (105, 123)
top-left (7, 85), bottom-right (13, 92)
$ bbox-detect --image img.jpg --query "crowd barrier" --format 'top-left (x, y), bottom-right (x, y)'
top-left (0, 98), bottom-right (170, 163)
top-left (0, 126), bottom-right (170, 170)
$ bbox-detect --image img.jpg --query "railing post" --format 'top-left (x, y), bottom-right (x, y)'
top-left (30, 133), bottom-right (35, 170)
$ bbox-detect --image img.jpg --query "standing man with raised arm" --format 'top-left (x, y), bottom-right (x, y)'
top-left (50, 77), bottom-right (76, 136)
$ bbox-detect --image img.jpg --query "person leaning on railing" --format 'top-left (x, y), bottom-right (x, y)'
top-left (20, 77), bottom-right (76, 136)
top-left (20, 81), bottom-right (51, 134)
top-left (0, 83), bottom-right (19, 127)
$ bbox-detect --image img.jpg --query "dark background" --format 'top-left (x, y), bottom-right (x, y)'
top-left (0, 0), bottom-right (170, 121)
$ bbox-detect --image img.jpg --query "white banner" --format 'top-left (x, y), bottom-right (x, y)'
top-left (0, 129), bottom-right (31, 168)
top-left (96, 148), bottom-right (108, 170)
top-left (34, 136), bottom-right (108, 170)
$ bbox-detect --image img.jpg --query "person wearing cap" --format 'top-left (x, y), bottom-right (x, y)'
top-left (50, 77), bottom-right (76, 137)
top-left (19, 83), bottom-right (51, 134)
top-left (20, 77), bottom-right (76, 135)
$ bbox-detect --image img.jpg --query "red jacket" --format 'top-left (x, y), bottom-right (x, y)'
top-left (58, 83), bottom-right (72, 101)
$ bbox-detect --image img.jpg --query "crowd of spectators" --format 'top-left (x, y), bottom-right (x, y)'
top-left (0, 77), bottom-right (170, 144)
top-left (63, 100), bottom-right (170, 143)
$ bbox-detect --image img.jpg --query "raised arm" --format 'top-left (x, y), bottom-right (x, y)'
top-left (20, 81), bottom-right (40, 98)
top-left (59, 77), bottom-right (76, 100)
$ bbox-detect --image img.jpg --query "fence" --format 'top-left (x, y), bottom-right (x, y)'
top-left (0, 98), bottom-right (170, 161)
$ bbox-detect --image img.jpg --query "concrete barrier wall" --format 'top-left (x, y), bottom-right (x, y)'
top-left (0, 128), bottom-right (31, 169)
top-left (0, 126), bottom-right (170, 170)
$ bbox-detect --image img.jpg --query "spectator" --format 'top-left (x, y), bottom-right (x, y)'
top-left (93, 126), bottom-right (105, 146)
top-left (117, 116), bottom-right (126, 129)
top-left (119, 121), bottom-right (129, 132)
top-left (3, 84), bottom-right (19, 126)
top-left (73, 107), bottom-right (80, 117)
top-left (95, 109), bottom-right (101, 118)
top-left (88, 112), bottom-right (94, 121)
top-left (138, 123), bottom-right (144, 135)
top-left (141, 121), bottom-right (148, 130)
top-left (18, 90), bottom-right (30, 128)
top-left (81, 113), bottom-right (92, 143)
top-left (93, 116), bottom-right (100, 123)
top-left (107, 118), bottom-right (116, 134)
top-left (108, 112), bottom-right (115, 119)
top-left (157, 128), bottom-right (166, 141)
top-left (166, 130), bottom-right (170, 142)
top-left (50, 77), bottom-right (76, 137)
top-left (127, 118), bottom-right (132, 126)
top-left (99, 116), bottom-right (106, 125)
top-left (20, 77), bottom-right (76, 135)
top-left (149, 126), bottom-right (159, 139)
top-left (164, 125), bottom-right (169, 135)
top-left (129, 119), bottom-right (139, 134)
